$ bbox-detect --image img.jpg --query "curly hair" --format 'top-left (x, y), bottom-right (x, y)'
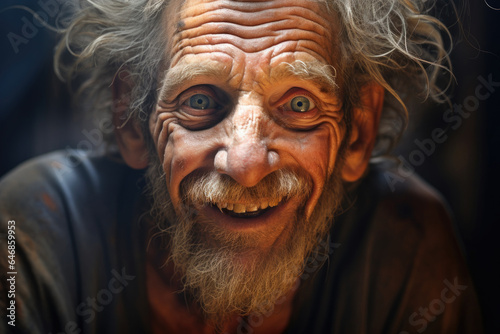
top-left (55, 0), bottom-right (451, 156)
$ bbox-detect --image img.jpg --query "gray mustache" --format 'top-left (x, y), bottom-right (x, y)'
top-left (181, 169), bottom-right (312, 206)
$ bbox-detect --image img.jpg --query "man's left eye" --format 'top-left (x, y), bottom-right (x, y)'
top-left (187, 94), bottom-right (217, 110)
top-left (288, 96), bottom-right (316, 113)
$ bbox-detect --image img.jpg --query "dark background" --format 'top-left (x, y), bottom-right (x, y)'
top-left (1, 0), bottom-right (499, 332)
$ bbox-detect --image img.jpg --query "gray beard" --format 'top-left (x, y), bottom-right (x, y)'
top-left (144, 154), bottom-right (345, 326)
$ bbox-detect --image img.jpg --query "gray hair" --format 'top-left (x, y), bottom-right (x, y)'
top-left (55, 0), bottom-right (451, 155)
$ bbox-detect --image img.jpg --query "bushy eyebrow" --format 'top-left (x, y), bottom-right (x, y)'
top-left (269, 60), bottom-right (339, 95)
top-left (158, 60), bottom-right (229, 103)
top-left (158, 59), bottom-right (339, 103)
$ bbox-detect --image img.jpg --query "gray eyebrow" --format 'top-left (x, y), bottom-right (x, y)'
top-left (158, 59), bottom-right (339, 102)
top-left (158, 60), bottom-right (229, 103)
top-left (269, 60), bottom-right (339, 95)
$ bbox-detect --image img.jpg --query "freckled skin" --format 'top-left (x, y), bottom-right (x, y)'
top-left (148, 1), bottom-right (347, 331)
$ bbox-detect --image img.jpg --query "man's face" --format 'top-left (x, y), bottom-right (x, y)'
top-left (146, 0), bottom-right (347, 321)
top-left (151, 0), bottom-right (345, 248)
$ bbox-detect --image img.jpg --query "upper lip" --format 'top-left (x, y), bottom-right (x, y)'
top-left (211, 197), bottom-right (284, 214)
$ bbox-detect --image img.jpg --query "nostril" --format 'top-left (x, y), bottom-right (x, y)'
top-left (213, 141), bottom-right (279, 188)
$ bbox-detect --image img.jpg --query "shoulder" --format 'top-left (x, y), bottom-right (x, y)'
top-left (357, 160), bottom-right (456, 242)
top-left (287, 161), bottom-right (483, 333)
top-left (0, 150), bottom-right (132, 221)
top-left (350, 160), bottom-right (467, 280)
top-left (339, 160), bottom-right (483, 333)
top-left (1, 149), bottom-right (128, 196)
top-left (0, 149), bottom-right (141, 258)
top-left (0, 150), bottom-right (142, 333)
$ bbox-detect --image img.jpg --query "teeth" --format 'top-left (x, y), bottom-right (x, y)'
top-left (246, 205), bottom-right (259, 212)
top-left (212, 197), bottom-right (284, 214)
top-left (269, 197), bottom-right (282, 208)
top-left (215, 202), bottom-right (227, 211)
top-left (233, 203), bottom-right (246, 213)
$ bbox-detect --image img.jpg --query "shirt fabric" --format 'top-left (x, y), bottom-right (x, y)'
top-left (0, 151), bottom-right (483, 334)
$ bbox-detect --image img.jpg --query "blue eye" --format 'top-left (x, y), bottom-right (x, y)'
top-left (290, 96), bottom-right (314, 112)
top-left (188, 94), bottom-right (216, 110)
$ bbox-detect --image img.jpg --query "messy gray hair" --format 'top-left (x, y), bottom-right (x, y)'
top-left (55, 0), bottom-right (451, 155)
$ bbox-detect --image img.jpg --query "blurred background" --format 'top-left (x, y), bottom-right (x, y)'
top-left (1, 0), bottom-right (499, 332)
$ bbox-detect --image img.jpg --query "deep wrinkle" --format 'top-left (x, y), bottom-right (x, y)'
top-left (153, 0), bottom-right (345, 228)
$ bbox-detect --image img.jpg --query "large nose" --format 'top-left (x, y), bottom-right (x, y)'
top-left (214, 104), bottom-right (279, 188)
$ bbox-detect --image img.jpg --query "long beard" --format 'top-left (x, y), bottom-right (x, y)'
top-left (145, 155), bottom-right (345, 326)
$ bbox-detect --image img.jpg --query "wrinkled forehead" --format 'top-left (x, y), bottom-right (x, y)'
top-left (163, 0), bottom-right (339, 69)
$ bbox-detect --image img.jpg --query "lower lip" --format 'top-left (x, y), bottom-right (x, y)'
top-left (198, 200), bottom-right (294, 232)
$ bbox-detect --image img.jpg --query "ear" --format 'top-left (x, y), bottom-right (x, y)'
top-left (341, 82), bottom-right (384, 182)
top-left (112, 72), bottom-right (149, 169)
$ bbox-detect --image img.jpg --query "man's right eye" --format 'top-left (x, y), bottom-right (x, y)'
top-left (179, 87), bottom-right (223, 116)
top-left (176, 87), bottom-right (227, 130)
top-left (187, 94), bottom-right (217, 110)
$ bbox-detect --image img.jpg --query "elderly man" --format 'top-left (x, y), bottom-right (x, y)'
top-left (0, 0), bottom-right (482, 333)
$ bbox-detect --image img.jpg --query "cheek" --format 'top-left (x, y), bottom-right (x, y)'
top-left (281, 122), bottom-right (343, 218)
top-left (160, 124), bottom-right (222, 205)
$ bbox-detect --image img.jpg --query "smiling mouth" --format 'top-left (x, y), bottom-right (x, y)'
top-left (209, 197), bottom-right (284, 218)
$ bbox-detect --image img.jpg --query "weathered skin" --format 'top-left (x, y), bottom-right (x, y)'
top-left (150, 0), bottom-right (344, 249)
top-left (143, 0), bottom-right (358, 332)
